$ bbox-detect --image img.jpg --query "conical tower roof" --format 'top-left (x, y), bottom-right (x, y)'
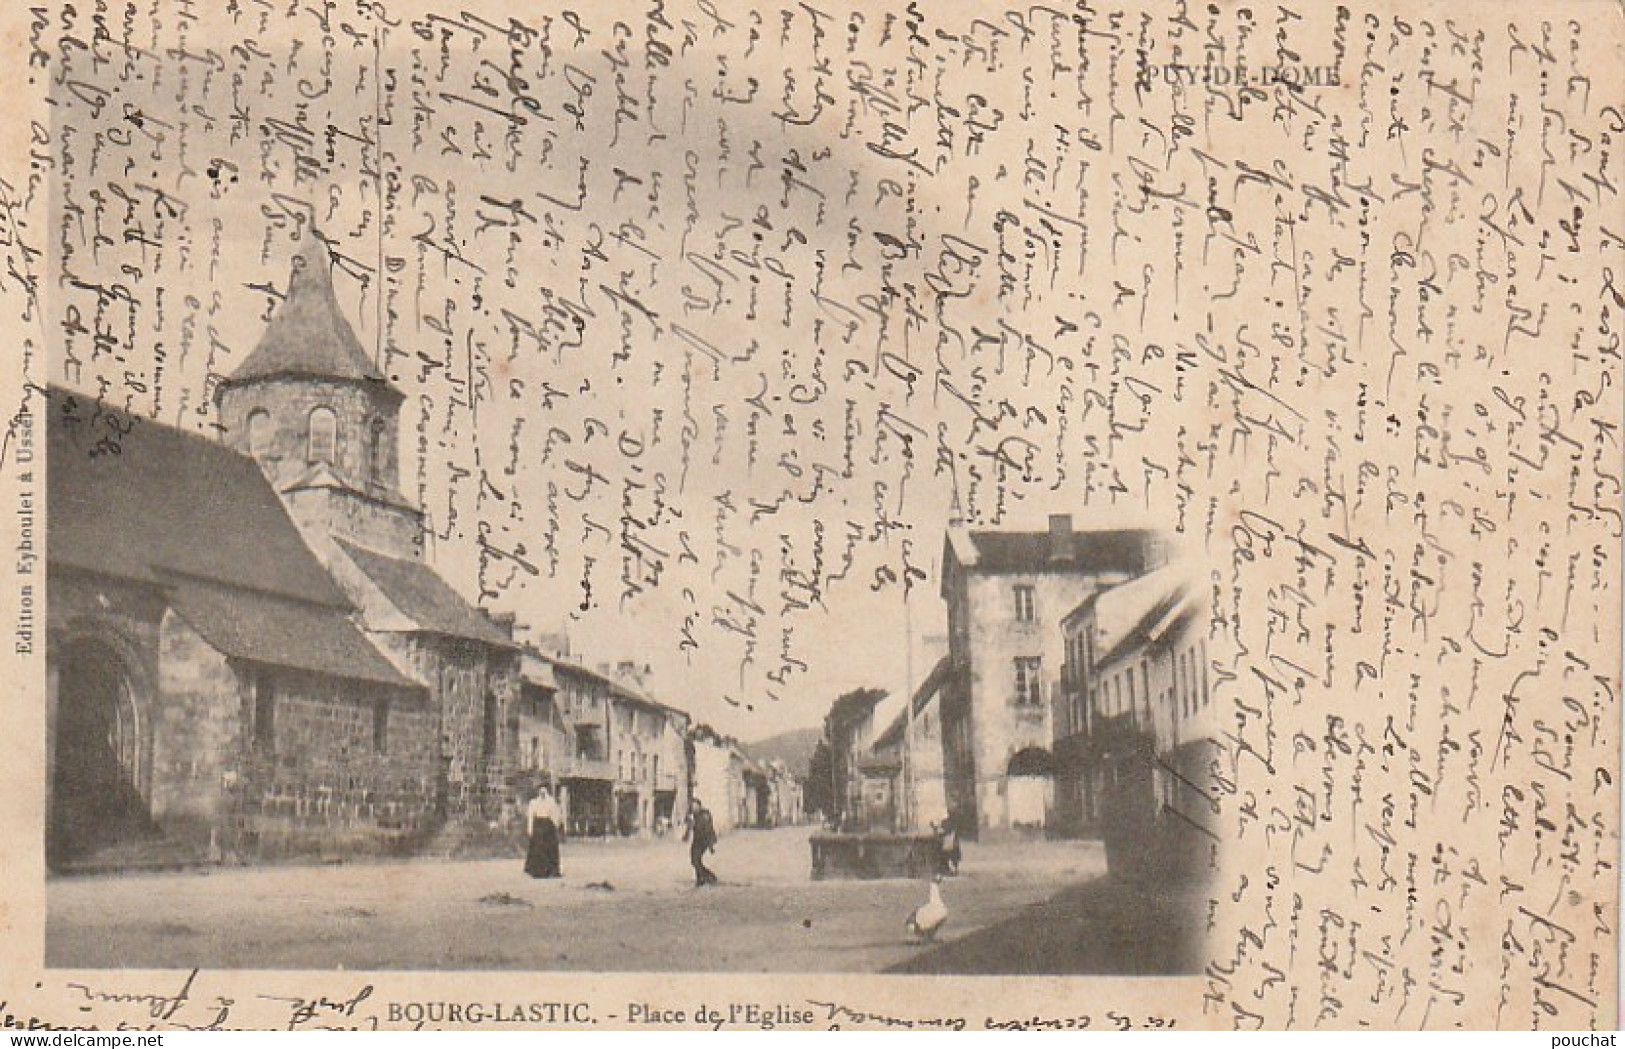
top-left (225, 227), bottom-right (392, 390)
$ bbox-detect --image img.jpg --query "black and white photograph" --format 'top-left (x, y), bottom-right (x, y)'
top-left (42, 243), bottom-right (1213, 970)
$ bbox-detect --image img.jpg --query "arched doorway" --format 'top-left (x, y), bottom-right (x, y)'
top-left (48, 636), bottom-right (153, 869)
top-left (1006, 747), bottom-right (1054, 830)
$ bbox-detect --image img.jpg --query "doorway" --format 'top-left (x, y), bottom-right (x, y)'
top-left (48, 637), bottom-right (152, 869)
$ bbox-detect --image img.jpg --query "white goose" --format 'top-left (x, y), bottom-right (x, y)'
top-left (905, 875), bottom-right (949, 942)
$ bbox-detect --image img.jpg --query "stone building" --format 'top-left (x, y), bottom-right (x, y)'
top-left (45, 231), bottom-right (522, 869)
top-left (514, 651), bottom-right (573, 801)
top-left (525, 653), bottom-right (691, 837)
top-left (1055, 570), bottom-right (1213, 880)
top-left (688, 724), bottom-right (749, 834)
top-left (937, 516), bottom-right (1162, 838)
top-left (868, 656), bottom-right (951, 832)
top-left (756, 760), bottom-right (804, 827)
top-left (544, 657), bottom-right (618, 836)
top-left (820, 688), bottom-right (886, 831)
top-left (607, 675), bottom-right (691, 836)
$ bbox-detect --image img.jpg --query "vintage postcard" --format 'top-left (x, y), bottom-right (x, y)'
top-left (0, 0), bottom-right (1618, 1032)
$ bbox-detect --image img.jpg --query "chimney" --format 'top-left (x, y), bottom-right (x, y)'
top-left (1047, 514), bottom-right (1073, 562)
top-left (487, 611), bottom-right (517, 639)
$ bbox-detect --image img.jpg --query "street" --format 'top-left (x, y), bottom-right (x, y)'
top-left (47, 826), bottom-right (1206, 973)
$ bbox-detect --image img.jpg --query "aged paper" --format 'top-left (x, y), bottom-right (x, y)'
top-left (0, 0), bottom-right (1619, 1032)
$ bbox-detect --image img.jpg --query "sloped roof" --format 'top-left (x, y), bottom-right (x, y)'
top-left (520, 650), bottom-right (559, 690)
top-left (536, 653), bottom-right (691, 720)
top-left (871, 708), bottom-right (908, 752)
top-left (46, 387), bottom-right (348, 608)
top-left (169, 578), bottom-right (418, 688)
top-left (282, 459), bottom-right (419, 514)
top-left (223, 229), bottom-right (395, 393)
top-left (826, 687), bottom-right (886, 732)
top-left (1077, 562), bottom-right (1195, 653)
top-left (958, 527), bottom-right (1156, 574)
top-left (336, 538), bottom-right (517, 648)
top-left (910, 655), bottom-right (953, 715)
top-left (1096, 587), bottom-right (1201, 670)
top-left (872, 656), bottom-right (953, 751)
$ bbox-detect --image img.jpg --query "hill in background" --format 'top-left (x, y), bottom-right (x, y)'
top-left (744, 725), bottom-right (823, 777)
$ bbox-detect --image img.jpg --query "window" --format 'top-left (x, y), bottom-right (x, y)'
top-left (368, 416), bottom-right (387, 481)
top-left (1013, 585), bottom-right (1036, 623)
top-left (373, 696), bottom-right (389, 753)
top-left (252, 672), bottom-right (276, 751)
top-left (529, 736), bottom-right (541, 769)
top-left (246, 409), bottom-right (272, 456)
top-left (307, 406), bottom-right (337, 464)
top-left (1013, 657), bottom-right (1043, 707)
top-left (481, 689), bottom-right (498, 759)
top-left (1200, 642), bottom-right (1209, 708)
top-left (576, 725), bottom-right (604, 761)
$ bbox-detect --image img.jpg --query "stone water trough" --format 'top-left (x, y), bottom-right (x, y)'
top-left (809, 832), bottom-right (944, 880)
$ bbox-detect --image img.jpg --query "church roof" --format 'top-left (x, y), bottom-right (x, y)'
top-left (336, 538), bottom-right (518, 648)
top-left (46, 387), bottom-right (349, 608)
top-left (223, 228), bottom-right (396, 394)
top-left (45, 387), bottom-right (417, 689)
top-left (168, 578), bottom-right (419, 689)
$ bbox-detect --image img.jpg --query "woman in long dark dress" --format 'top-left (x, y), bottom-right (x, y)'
top-left (524, 787), bottom-right (562, 878)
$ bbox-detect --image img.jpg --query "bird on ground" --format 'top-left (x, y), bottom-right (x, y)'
top-left (904, 874), bottom-right (948, 942)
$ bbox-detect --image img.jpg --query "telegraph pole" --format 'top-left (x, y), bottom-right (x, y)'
top-left (902, 587), bottom-right (915, 832)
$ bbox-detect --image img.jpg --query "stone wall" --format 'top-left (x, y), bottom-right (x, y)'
top-left (218, 377), bottom-right (401, 495)
top-left (230, 664), bottom-right (438, 860)
top-left (391, 634), bottom-right (522, 831)
top-left (152, 610), bottom-right (242, 855)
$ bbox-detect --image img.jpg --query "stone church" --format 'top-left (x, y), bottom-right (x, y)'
top-left (45, 231), bottom-right (521, 870)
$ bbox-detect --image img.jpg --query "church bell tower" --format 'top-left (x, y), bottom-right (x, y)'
top-left (216, 228), bottom-right (423, 562)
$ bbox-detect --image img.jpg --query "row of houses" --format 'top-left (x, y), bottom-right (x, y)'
top-left (511, 650), bottom-right (802, 840)
top-left (43, 232), bottom-right (798, 871)
top-left (824, 516), bottom-right (1217, 876)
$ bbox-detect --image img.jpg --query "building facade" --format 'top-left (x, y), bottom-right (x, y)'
top-left (869, 656), bottom-right (951, 833)
top-left (688, 724), bottom-right (753, 834)
top-left (938, 516), bottom-right (1160, 837)
top-left (821, 688), bottom-right (886, 831)
top-left (1057, 569), bottom-right (1214, 878)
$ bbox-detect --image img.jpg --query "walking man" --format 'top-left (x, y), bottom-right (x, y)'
top-left (683, 798), bottom-right (719, 887)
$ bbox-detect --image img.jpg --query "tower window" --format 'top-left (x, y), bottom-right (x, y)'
top-left (368, 416), bottom-right (387, 483)
top-left (307, 406), bottom-right (337, 464)
top-left (246, 409), bottom-right (272, 457)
